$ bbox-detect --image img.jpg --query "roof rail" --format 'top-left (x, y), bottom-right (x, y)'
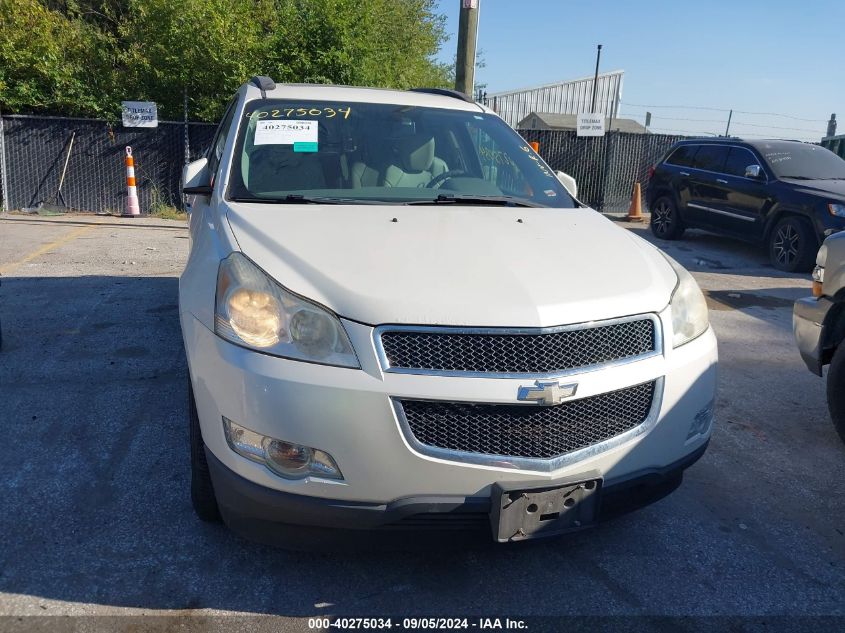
top-left (249, 76), bottom-right (276, 98)
top-left (409, 87), bottom-right (475, 103)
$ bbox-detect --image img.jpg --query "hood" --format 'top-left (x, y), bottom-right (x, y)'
top-left (781, 178), bottom-right (845, 200)
top-left (225, 203), bottom-right (677, 327)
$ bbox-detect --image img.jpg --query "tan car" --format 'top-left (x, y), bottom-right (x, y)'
top-left (794, 230), bottom-right (845, 442)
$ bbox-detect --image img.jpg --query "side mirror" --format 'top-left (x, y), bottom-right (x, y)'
top-left (183, 158), bottom-right (212, 195)
top-left (745, 164), bottom-right (763, 179)
top-left (556, 170), bottom-right (578, 199)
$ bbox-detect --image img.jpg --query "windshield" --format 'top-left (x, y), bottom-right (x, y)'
top-left (758, 142), bottom-right (845, 180)
top-left (227, 99), bottom-right (577, 207)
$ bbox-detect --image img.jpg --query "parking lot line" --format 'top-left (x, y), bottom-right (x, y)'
top-left (0, 224), bottom-right (95, 275)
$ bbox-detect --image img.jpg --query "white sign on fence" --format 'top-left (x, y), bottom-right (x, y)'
top-left (121, 101), bottom-right (158, 128)
top-left (577, 113), bottom-right (605, 137)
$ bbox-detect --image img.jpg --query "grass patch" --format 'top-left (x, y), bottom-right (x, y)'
top-left (149, 204), bottom-right (188, 221)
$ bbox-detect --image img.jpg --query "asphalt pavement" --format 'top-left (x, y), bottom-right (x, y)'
top-left (0, 213), bottom-right (842, 629)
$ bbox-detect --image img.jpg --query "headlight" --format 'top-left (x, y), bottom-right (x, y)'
top-left (664, 255), bottom-right (709, 347)
top-left (214, 252), bottom-right (359, 368)
top-left (829, 203), bottom-right (845, 218)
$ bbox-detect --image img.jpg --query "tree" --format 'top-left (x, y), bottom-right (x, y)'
top-left (0, 0), bottom-right (117, 117)
top-left (261, 0), bottom-right (450, 89)
top-left (119, 0), bottom-right (270, 120)
top-left (0, 0), bottom-right (452, 121)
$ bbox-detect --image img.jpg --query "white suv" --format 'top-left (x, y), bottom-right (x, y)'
top-left (180, 76), bottom-right (717, 545)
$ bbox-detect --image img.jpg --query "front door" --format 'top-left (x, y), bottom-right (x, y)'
top-left (685, 145), bottom-right (729, 227)
top-left (701, 146), bottom-right (770, 239)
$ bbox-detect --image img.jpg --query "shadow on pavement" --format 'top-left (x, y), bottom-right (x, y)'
top-left (627, 225), bottom-right (812, 280)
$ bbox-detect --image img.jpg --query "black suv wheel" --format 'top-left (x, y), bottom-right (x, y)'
top-left (650, 196), bottom-right (685, 240)
top-left (768, 216), bottom-right (817, 273)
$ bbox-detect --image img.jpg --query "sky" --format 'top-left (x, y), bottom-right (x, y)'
top-left (433, 0), bottom-right (844, 141)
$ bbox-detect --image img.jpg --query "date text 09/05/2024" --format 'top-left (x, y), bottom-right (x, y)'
top-left (307, 618), bottom-right (529, 630)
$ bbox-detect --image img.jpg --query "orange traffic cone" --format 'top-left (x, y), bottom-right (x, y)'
top-left (627, 182), bottom-right (644, 222)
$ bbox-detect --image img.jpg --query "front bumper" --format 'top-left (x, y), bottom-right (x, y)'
top-left (793, 296), bottom-right (834, 375)
top-left (207, 441), bottom-right (708, 544)
top-left (183, 310), bottom-right (717, 530)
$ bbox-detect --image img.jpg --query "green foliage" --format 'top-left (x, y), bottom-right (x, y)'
top-left (149, 204), bottom-right (187, 221)
top-left (0, 0), bottom-right (117, 116)
top-left (0, 0), bottom-right (452, 121)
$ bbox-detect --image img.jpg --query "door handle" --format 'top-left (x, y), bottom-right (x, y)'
top-left (716, 178), bottom-right (729, 184)
top-left (680, 171), bottom-right (690, 176)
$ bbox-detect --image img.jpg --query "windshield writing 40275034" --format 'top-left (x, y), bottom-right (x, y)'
top-left (246, 106), bottom-right (352, 120)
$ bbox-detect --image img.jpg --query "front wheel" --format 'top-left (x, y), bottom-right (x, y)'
top-left (769, 216), bottom-right (817, 273)
top-left (826, 343), bottom-right (845, 444)
top-left (650, 196), bottom-right (685, 240)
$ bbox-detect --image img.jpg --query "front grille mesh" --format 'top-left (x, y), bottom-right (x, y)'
top-left (399, 382), bottom-right (656, 459)
top-left (380, 318), bottom-right (655, 374)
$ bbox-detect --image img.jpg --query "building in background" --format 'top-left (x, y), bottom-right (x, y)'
top-left (517, 111), bottom-right (646, 133)
top-left (822, 134), bottom-right (845, 160)
top-left (484, 70), bottom-right (624, 129)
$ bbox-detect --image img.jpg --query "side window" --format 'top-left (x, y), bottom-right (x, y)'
top-left (723, 147), bottom-right (761, 178)
top-left (465, 123), bottom-right (529, 195)
top-left (207, 98), bottom-right (238, 185)
top-left (665, 145), bottom-right (697, 167)
top-left (692, 145), bottom-right (729, 173)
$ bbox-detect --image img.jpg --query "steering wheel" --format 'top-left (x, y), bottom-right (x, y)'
top-left (426, 170), bottom-right (467, 189)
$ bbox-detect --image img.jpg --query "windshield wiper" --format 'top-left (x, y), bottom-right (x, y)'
top-left (780, 176), bottom-right (817, 180)
top-left (231, 194), bottom-right (345, 204)
top-left (231, 194), bottom-right (398, 205)
top-left (404, 194), bottom-right (545, 208)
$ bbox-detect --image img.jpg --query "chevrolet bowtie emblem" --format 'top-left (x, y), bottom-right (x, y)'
top-left (517, 380), bottom-right (578, 406)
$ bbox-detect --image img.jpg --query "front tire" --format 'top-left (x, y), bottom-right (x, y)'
top-left (189, 381), bottom-right (221, 522)
top-left (650, 196), bottom-right (685, 240)
top-left (826, 343), bottom-right (845, 444)
top-left (769, 216), bottom-right (817, 273)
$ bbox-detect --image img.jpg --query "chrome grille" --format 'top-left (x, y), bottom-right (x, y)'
top-left (379, 317), bottom-right (656, 376)
top-left (397, 382), bottom-right (656, 460)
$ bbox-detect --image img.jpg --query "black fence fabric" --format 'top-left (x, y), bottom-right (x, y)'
top-left (0, 115), bottom-right (215, 214)
top-left (517, 129), bottom-right (687, 212)
top-left (0, 114), bottom-right (688, 215)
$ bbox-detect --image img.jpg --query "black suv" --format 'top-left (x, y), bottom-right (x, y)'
top-left (646, 138), bottom-right (845, 272)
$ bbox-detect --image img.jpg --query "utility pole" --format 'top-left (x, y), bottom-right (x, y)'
top-left (455, 0), bottom-right (480, 97)
top-left (724, 109), bottom-right (733, 137)
top-left (590, 44), bottom-right (603, 113)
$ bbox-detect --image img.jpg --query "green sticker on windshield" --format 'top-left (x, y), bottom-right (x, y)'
top-left (294, 142), bottom-right (318, 153)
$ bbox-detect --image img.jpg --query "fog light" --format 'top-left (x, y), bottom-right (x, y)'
top-left (222, 417), bottom-right (343, 480)
top-left (264, 439), bottom-right (312, 477)
top-left (687, 401), bottom-right (714, 440)
top-left (812, 266), bottom-right (824, 298)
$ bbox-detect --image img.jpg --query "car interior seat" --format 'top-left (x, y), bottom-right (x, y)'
top-left (349, 154), bottom-right (383, 188)
top-left (349, 125), bottom-right (391, 189)
top-left (246, 146), bottom-right (327, 194)
top-left (382, 135), bottom-right (448, 188)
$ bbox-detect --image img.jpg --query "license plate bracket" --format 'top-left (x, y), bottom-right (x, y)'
top-left (490, 479), bottom-right (601, 542)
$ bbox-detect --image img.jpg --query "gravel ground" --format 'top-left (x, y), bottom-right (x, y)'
top-left (0, 212), bottom-right (842, 630)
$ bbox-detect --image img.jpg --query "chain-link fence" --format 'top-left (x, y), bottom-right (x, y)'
top-left (0, 114), bottom-right (215, 214)
top-left (517, 129), bottom-right (688, 212)
top-left (0, 113), bottom-right (691, 215)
